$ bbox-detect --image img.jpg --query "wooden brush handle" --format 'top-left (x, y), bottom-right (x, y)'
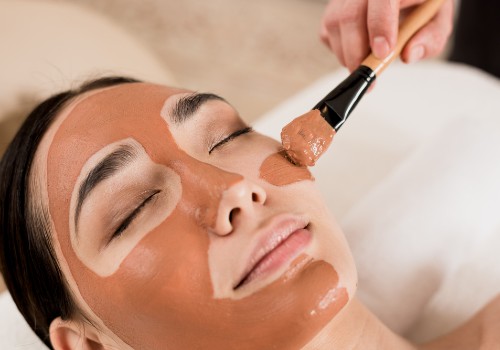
top-left (362, 0), bottom-right (447, 75)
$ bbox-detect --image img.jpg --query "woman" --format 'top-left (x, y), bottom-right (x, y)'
top-left (0, 77), bottom-right (498, 350)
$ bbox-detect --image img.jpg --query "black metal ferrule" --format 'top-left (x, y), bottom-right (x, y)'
top-left (313, 65), bottom-right (376, 131)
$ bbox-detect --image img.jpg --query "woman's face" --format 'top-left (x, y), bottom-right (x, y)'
top-left (37, 83), bottom-right (357, 349)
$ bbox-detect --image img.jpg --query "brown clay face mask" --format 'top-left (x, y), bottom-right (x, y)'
top-left (259, 150), bottom-right (314, 186)
top-left (281, 110), bottom-right (335, 167)
top-left (47, 84), bottom-right (347, 349)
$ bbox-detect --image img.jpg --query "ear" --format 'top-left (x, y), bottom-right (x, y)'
top-left (49, 317), bottom-right (105, 350)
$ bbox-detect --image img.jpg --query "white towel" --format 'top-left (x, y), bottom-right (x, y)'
top-left (342, 116), bottom-right (500, 342)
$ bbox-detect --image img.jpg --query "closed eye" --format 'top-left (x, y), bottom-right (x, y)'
top-left (109, 189), bottom-right (161, 243)
top-left (209, 127), bottom-right (253, 154)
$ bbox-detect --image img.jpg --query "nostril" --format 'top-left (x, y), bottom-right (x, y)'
top-left (252, 192), bottom-right (259, 202)
top-left (229, 208), bottom-right (240, 223)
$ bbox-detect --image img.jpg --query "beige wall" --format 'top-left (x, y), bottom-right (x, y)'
top-left (57, 0), bottom-right (339, 122)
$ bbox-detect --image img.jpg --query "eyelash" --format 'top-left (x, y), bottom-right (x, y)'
top-left (209, 127), bottom-right (253, 154)
top-left (110, 189), bottom-right (161, 242)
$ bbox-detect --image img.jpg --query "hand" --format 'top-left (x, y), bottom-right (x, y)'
top-left (320, 0), bottom-right (454, 72)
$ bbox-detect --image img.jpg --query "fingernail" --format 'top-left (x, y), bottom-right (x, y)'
top-left (408, 45), bottom-right (425, 63)
top-left (373, 36), bottom-right (390, 59)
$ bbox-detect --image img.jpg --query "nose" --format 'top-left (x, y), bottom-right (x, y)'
top-left (211, 179), bottom-right (267, 236)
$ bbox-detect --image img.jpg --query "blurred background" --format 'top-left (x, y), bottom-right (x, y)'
top-left (1, 0), bottom-right (339, 123)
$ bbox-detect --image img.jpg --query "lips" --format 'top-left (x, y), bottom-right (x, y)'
top-left (234, 215), bottom-right (312, 290)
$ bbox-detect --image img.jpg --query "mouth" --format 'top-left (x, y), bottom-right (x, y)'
top-left (233, 215), bottom-right (312, 290)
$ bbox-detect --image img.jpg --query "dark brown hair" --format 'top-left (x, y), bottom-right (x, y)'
top-left (0, 76), bottom-right (140, 349)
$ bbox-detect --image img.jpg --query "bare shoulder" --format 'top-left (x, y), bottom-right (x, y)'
top-left (420, 294), bottom-right (500, 350)
top-left (477, 294), bottom-right (500, 348)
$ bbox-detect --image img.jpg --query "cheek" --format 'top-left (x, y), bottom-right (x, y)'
top-left (76, 205), bottom-right (215, 349)
top-left (260, 150), bottom-right (314, 186)
top-left (212, 136), bottom-right (314, 187)
top-left (118, 214), bottom-right (209, 293)
top-left (112, 210), bottom-right (213, 316)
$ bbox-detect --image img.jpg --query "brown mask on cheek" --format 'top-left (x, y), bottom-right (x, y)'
top-left (259, 150), bottom-right (314, 186)
top-left (47, 84), bottom-right (347, 350)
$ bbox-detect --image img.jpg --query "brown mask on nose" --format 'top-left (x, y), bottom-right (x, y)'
top-left (47, 84), bottom-right (347, 349)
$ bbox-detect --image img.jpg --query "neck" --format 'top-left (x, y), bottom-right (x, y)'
top-left (303, 298), bottom-right (416, 350)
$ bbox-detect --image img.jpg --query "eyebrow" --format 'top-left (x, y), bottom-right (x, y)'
top-left (171, 92), bottom-right (225, 124)
top-left (74, 144), bottom-right (138, 231)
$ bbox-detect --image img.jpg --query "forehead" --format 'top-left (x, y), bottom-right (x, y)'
top-left (48, 83), bottom-right (187, 172)
top-left (54, 83), bottom-right (186, 142)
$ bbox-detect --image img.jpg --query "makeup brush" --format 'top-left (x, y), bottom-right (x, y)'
top-left (281, 0), bottom-right (447, 166)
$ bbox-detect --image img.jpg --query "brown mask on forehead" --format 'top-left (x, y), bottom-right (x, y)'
top-left (47, 83), bottom-right (347, 349)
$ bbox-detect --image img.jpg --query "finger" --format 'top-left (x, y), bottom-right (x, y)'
top-left (400, 0), bottom-right (427, 10)
top-left (339, 2), bottom-right (369, 71)
top-left (401, 0), bottom-right (454, 63)
top-left (328, 26), bottom-right (346, 67)
top-left (320, 0), bottom-right (347, 66)
top-left (398, 0), bottom-right (427, 25)
top-left (320, 17), bottom-right (346, 66)
top-left (367, 0), bottom-right (399, 59)
top-left (319, 23), bottom-right (330, 47)
top-left (340, 26), bottom-right (370, 72)
top-left (319, 0), bottom-right (338, 48)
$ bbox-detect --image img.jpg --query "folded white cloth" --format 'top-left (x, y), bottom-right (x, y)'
top-left (343, 117), bottom-right (500, 342)
top-left (0, 292), bottom-right (47, 349)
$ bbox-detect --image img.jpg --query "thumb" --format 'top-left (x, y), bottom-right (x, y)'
top-left (401, 0), bottom-right (454, 63)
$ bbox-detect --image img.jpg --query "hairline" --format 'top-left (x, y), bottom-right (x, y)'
top-left (27, 89), bottom-right (113, 332)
